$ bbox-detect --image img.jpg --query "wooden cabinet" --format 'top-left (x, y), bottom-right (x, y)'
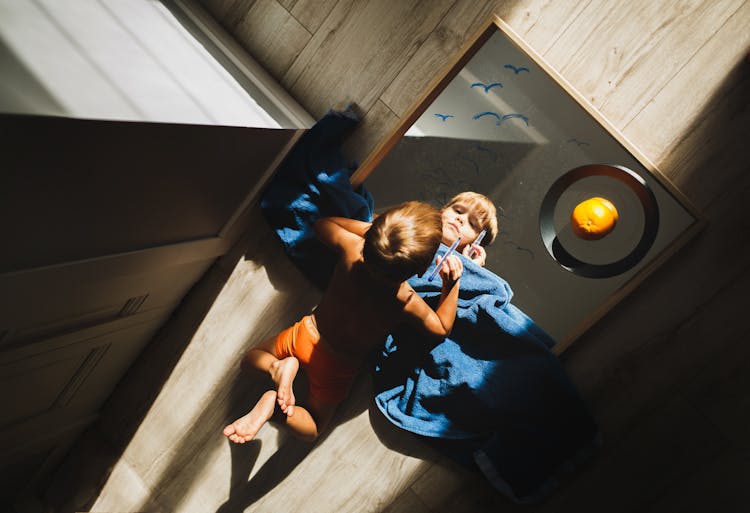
top-left (0, 114), bottom-right (303, 504)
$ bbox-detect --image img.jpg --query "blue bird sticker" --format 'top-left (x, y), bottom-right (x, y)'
top-left (472, 112), bottom-right (529, 126)
top-left (470, 81), bottom-right (503, 93)
top-left (501, 113), bottom-right (529, 126)
top-left (433, 113), bottom-right (455, 122)
top-left (567, 138), bottom-right (590, 146)
top-left (504, 64), bottom-right (530, 74)
top-left (472, 111), bottom-right (503, 125)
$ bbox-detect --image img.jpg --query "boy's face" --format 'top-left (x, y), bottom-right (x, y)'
top-left (441, 202), bottom-right (482, 248)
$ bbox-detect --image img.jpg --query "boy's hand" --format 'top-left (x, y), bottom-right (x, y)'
top-left (438, 254), bottom-right (463, 286)
top-left (461, 243), bottom-right (487, 267)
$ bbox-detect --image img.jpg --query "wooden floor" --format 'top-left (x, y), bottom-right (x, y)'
top-left (47, 0), bottom-right (750, 512)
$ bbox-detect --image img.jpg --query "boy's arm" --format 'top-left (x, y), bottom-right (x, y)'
top-left (324, 216), bottom-right (372, 237)
top-left (313, 217), bottom-right (371, 251)
top-left (401, 255), bottom-right (462, 338)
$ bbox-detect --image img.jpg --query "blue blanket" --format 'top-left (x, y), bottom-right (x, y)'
top-left (261, 111), bottom-right (373, 289)
top-left (373, 247), bottom-right (599, 501)
top-left (374, 249), bottom-right (557, 439)
top-left (261, 113), bottom-right (598, 503)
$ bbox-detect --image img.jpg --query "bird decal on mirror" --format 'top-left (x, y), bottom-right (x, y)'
top-left (471, 81), bottom-right (503, 93)
top-left (472, 111), bottom-right (530, 126)
top-left (433, 113), bottom-right (455, 122)
top-left (504, 64), bottom-right (530, 74)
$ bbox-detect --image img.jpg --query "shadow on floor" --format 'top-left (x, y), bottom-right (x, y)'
top-left (214, 371), bottom-right (372, 513)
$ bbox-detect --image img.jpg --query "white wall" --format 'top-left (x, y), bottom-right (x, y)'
top-left (0, 0), bottom-right (313, 128)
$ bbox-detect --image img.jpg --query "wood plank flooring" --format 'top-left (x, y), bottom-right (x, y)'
top-left (55, 1), bottom-right (750, 511)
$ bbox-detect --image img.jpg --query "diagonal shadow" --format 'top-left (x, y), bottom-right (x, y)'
top-left (0, 35), bottom-right (66, 116)
top-left (56, 204), bottom-right (372, 513)
top-left (45, 206), bottom-right (330, 512)
top-left (214, 368), bottom-right (372, 512)
top-left (44, 222), bottom-right (254, 512)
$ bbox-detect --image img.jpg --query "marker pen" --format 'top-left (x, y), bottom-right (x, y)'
top-left (427, 237), bottom-right (461, 282)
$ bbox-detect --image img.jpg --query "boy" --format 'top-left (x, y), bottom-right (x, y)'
top-left (223, 201), bottom-right (463, 442)
top-left (441, 191), bottom-right (498, 267)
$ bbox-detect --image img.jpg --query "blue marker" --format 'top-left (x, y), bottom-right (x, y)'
top-left (470, 228), bottom-right (487, 258)
top-left (427, 237), bottom-right (461, 282)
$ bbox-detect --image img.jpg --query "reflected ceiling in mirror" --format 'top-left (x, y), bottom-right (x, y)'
top-left (356, 16), bottom-right (704, 352)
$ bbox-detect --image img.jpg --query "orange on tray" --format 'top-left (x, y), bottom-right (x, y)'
top-left (571, 196), bottom-right (619, 240)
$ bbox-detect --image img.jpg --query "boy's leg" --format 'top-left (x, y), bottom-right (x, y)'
top-left (224, 393), bottom-right (338, 443)
top-left (282, 396), bottom-right (338, 442)
top-left (241, 337), bottom-right (299, 415)
top-left (223, 390), bottom-right (277, 443)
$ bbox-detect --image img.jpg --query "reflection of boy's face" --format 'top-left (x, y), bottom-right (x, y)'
top-left (441, 203), bottom-right (481, 248)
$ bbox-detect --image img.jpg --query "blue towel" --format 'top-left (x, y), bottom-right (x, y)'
top-left (374, 248), bottom-right (557, 439)
top-left (261, 111), bottom-right (373, 289)
top-left (373, 247), bottom-right (599, 501)
top-left (261, 113), bottom-right (598, 503)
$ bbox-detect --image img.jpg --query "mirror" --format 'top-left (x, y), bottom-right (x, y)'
top-left (354, 16), bottom-right (704, 352)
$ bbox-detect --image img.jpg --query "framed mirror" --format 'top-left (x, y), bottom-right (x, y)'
top-left (353, 15), bottom-right (705, 353)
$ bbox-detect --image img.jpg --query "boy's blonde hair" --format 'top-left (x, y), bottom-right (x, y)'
top-left (443, 191), bottom-right (499, 245)
top-left (363, 201), bottom-right (442, 282)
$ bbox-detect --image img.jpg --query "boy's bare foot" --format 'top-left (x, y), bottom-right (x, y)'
top-left (270, 356), bottom-right (299, 416)
top-left (223, 390), bottom-right (277, 443)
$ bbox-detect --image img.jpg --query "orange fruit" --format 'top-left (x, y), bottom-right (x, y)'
top-left (570, 197), bottom-right (619, 240)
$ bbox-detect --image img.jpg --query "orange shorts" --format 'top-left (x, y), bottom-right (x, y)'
top-left (274, 315), bottom-right (360, 404)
